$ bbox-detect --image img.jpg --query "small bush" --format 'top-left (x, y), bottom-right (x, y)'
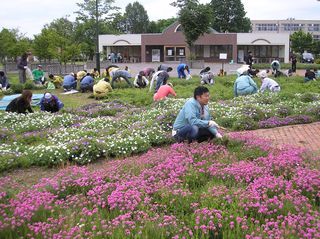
top-left (24, 81), bottom-right (36, 90)
top-left (10, 84), bottom-right (24, 93)
top-left (300, 93), bottom-right (318, 103)
top-left (232, 116), bottom-right (258, 130)
top-left (241, 105), bottom-right (266, 121)
top-left (276, 105), bottom-right (293, 117)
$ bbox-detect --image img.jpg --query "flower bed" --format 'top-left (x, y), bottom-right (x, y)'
top-left (0, 134), bottom-right (318, 238)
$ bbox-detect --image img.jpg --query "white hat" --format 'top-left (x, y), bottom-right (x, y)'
top-left (258, 70), bottom-right (268, 78)
top-left (44, 93), bottom-right (52, 99)
top-left (237, 65), bottom-right (250, 76)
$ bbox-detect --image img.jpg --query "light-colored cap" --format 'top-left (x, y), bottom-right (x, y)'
top-left (44, 93), bottom-right (52, 99)
top-left (237, 65), bottom-right (250, 76)
top-left (258, 70), bottom-right (268, 78)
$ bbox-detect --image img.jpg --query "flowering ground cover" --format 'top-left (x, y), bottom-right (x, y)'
top-left (0, 133), bottom-right (319, 238)
top-left (1, 92), bottom-right (320, 172)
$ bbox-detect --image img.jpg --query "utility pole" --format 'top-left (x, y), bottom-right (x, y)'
top-left (95, 0), bottom-right (100, 74)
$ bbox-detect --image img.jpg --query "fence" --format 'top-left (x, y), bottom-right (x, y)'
top-left (4, 62), bottom-right (85, 75)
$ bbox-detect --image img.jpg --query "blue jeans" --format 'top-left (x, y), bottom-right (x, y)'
top-left (175, 125), bottom-right (216, 143)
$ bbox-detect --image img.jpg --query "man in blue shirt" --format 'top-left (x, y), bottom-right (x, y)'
top-left (172, 86), bottom-right (222, 143)
top-left (177, 63), bottom-right (190, 79)
top-left (62, 73), bottom-right (77, 91)
top-left (80, 73), bottom-right (95, 92)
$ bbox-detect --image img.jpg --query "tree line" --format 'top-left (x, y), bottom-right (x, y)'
top-left (1, 0), bottom-right (318, 65)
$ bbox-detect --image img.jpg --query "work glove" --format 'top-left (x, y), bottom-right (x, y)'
top-left (208, 120), bottom-right (219, 128)
top-left (186, 74), bottom-right (192, 80)
top-left (24, 66), bottom-right (27, 69)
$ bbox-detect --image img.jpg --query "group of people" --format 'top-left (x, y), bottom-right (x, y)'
top-left (5, 90), bottom-right (64, 114)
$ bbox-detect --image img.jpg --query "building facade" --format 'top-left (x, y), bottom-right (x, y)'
top-left (99, 22), bottom-right (290, 64)
top-left (251, 19), bottom-right (320, 41)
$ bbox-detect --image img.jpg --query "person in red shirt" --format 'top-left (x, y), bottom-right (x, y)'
top-left (153, 79), bottom-right (176, 101)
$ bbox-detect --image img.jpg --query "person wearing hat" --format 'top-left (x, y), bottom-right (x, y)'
top-left (234, 65), bottom-right (258, 97)
top-left (258, 70), bottom-right (280, 93)
top-left (39, 92), bottom-right (64, 113)
top-left (62, 73), bottom-right (77, 91)
top-left (32, 65), bottom-right (45, 85)
top-left (199, 67), bottom-right (215, 85)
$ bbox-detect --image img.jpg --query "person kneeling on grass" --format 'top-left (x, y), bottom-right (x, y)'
top-left (172, 86), bottom-right (222, 143)
top-left (199, 67), bottom-right (215, 85)
top-left (258, 70), bottom-right (280, 93)
top-left (304, 69), bottom-right (316, 82)
top-left (40, 92), bottom-right (64, 113)
top-left (48, 74), bottom-right (63, 88)
top-left (234, 65), bottom-right (258, 97)
top-left (153, 79), bottom-right (176, 101)
top-left (32, 65), bottom-right (46, 85)
top-left (134, 71), bottom-right (149, 88)
top-left (93, 78), bottom-right (113, 99)
top-left (6, 90), bottom-right (33, 114)
top-left (80, 73), bottom-right (94, 93)
top-left (62, 73), bottom-right (77, 91)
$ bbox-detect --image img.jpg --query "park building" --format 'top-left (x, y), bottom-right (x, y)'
top-left (251, 19), bottom-right (320, 41)
top-left (99, 21), bottom-right (290, 65)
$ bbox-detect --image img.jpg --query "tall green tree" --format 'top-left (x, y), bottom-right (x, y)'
top-left (74, 0), bottom-right (119, 60)
top-left (209, 0), bottom-right (251, 32)
top-left (0, 28), bottom-right (17, 63)
top-left (32, 29), bottom-right (57, 61)
top-left (124, 1), bottom-right (149, 33)
top-left (75, 0), bottom-right (119, 21)
top-left (290, 30), bottom-right (314, 54)
top-left (178, 2), bottom-right (211, 48)
top-left (0, 28), bottom-right (31, 63)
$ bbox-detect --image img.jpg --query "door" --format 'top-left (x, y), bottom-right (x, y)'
top-left (152, 49), bottom-right (161, 62)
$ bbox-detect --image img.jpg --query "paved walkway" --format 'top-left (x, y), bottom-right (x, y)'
top-left (245, 122), bottom-right (320, 153)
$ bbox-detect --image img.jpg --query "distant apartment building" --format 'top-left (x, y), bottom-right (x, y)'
top-left (251, 19), bottom-right (320, 41)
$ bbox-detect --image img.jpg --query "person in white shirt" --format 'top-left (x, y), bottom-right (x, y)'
top-left (134, 71), bottom-right (149, 88)
top-left (258, 70), bottom-right (280, 93)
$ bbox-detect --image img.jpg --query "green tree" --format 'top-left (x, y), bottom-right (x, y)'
top-left (178, 2), bottom-right (211, 49)
top-left (290, 30), bottom-right (314, 54)
top-left (209, 0), bottom-right (251, 32)
top-left (75, 0), bottom-right (119, 21)
top-left (124, 1), bottom-right (149, 33)
top-left (74, 0), bottom-right (119, 60)
top-left (0, 28), bottom-right (17, 63)
top-left (0, 28), bottom-right (31, 63)
top-left (147, 18), bottom-right (177, 33)
top-left (32, 28), bottom-right (57, 61)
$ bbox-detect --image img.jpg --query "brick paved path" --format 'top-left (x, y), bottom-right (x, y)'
top-left (247, 122), bottom-right (320, 153)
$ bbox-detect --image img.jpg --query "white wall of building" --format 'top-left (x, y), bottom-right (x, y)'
top-left (237, 33), bottom-right (290, 63)
top-left (99, 34), bottom-right (141, 52)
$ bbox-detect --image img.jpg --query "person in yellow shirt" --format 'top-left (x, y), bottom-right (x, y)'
top-left (48, 74), bottom-right (63, 88)
top-left (77, 70), bottom-right (87, 81)
top-left (90, 68), bottom-right (100, 79)
top-left (93, 78), bottom-right (113, 99)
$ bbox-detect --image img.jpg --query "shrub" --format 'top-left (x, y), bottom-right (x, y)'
top-left (276, 105), bottom-right (293, 117)
top-left (305, 105), bottom-right (320, 120)
top-left (241, 105), bottom-right (266, 121)
top-left (300, 92), bottom-right (318, 103)
top-left (232, 116), bottom-right (258, 130)
top-left (24, 81), bottom-right (36, 90)
top-left (10, 84), bottom-right (24, 93)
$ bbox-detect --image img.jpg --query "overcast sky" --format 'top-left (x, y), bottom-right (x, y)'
top-left (0, 0), bottom-right (319, 38)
